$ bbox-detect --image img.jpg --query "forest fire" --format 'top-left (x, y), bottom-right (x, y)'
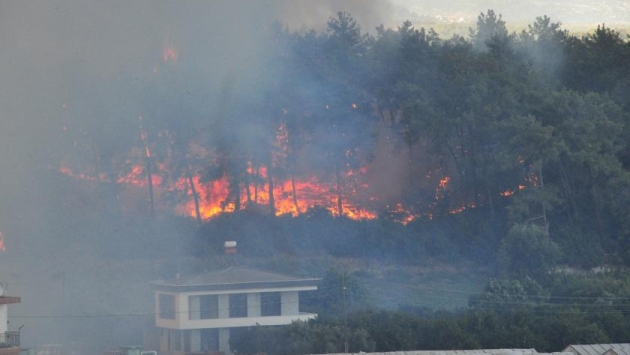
top-left (163, 42), bottom-right (179, 63)
top-left (177, 172), bottom-right (379, 220)
top-left (53, 35), bottom-right (506, 225)
top-left (0, 232), bottom-right (6, 252)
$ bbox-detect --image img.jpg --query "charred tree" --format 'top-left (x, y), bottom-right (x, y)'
top-left (185, 163), bottom-right (202, 225)
top-left (335, 162), bottom-right (343, 217)
top-left (145, 150), bottom-right (155, 219)
top-left (268, 161), bottom-right (276, 216)
top-left (291, 171), bottom-right (299, 213)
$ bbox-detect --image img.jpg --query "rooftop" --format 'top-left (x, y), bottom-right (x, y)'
top-left (151, 266), bottom-right (321, 292)
top-left (313, 350), bottom-right (573, 355)
top-left (565, 344), bottom-right (630, 355)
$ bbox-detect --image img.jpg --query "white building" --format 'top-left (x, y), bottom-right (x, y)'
top-left (150, 266), bottom-right (320, 355)
top-left (0, 287), bottom-right (21, 355)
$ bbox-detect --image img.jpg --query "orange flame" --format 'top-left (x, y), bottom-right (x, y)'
top-left (0, 232), bottom-right (6, 252)
top-left (57, 118), bottom-right (490, 223)
top-left (163, 43), bottom-right (178, 63)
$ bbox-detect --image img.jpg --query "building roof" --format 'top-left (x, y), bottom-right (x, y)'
top-left (151, 266), bottom-right (321, 292)
top-left (565, 344), bottom-right (630, 355)
top-left (0, 296), bottom-right (21, 305)
top-left (311, 350), bottom-right (573, 355)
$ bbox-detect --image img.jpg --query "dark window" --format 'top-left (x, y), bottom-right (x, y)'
top-left (261, 292), bottom-right (281, 316)
top-left (229, 294), bottom-right (247, 318)
top-left (200, 329), bottom-right (219, 352)
top-left (184, 331), bottom-right (190, 352)
top-left (189, 295), bottom-right (218, 320)
top-left (159, 294), bottom-right (176, 319)
top-left (200, 295), bottom-right (219, 319)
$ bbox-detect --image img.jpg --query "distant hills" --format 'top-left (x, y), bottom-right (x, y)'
top-left (391, 0), bottom-right (630, 28)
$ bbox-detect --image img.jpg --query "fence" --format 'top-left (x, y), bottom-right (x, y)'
top-left (0, 332), bottom-right (19, 347)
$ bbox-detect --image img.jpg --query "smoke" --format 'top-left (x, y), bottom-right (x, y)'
top-left (276, 0), bottom-right (396, 33)
top-left (0, 0), bottom-right (399, 351)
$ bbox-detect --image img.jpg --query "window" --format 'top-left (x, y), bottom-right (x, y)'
top-left (189, 295), bottom-right (219, 319)
top-left (261, 292), bottom-right (281, 316)
top-left (159, 293), bottom-right (176, 319)
top-left (200, 329), bottom-right (219, 352)
top-left (229, 294), bottom-right (247, 318)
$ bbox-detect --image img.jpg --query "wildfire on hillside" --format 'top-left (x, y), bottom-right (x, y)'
top-left (53, 37), bottom-right (516, 225)
top-left (0, 232), bottom-right (6, 252)
top-left (163, 40), bottom-right (179, 63)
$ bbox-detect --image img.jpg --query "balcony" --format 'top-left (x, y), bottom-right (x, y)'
top-left (0, 332), bottom-right (20, 348)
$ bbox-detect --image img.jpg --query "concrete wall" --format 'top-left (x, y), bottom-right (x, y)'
top-left (247, 293), bottom-right (261, 317)
top-left (0, 305), bottom-right (7, 334)
top-left (157, 286), bottom-right (317, 330)
top-left (281, 291), bottom-right (298, 316)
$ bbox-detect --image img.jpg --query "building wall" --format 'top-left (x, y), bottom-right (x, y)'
top-left (157, 286), bottom-right (317, 330)
top-left (155, 292), bottom-right (181, 329)
top-left (281, 291), bottom-right (298, 316)
top-left (219, 328), bottom-right (230, 354)
top-left (247, 293), bottom-right (261, 317)
top-left (155, 285), bottom-right (318, 355)
top-left (0, 305), bottom-right (7, 334)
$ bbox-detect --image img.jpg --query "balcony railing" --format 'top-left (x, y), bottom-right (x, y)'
top-left (0, 332), bottom-right (20, 348)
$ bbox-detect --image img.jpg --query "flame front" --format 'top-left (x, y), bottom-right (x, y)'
top-left (0, 232), bottom-right (6, 252)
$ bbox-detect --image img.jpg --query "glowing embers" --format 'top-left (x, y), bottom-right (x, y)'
top-left (181, 171), bottom-right (378, 220)
top-left (163, 42), bottom-right (179, 63)
top-left (0, 232), bottom-right (6, 252)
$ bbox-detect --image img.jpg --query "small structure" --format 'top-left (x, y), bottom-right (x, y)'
top-left (150, 266), bottom-right (320, 355)
top-left (0, 285), bottom-right (21, 355)
top-left (313, 350), bottom-right (574, 355)
top-left (564, 344), bottom-right (630, 355)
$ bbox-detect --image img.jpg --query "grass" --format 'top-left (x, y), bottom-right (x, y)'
top-left (357, 264), bottom-right (488, 310)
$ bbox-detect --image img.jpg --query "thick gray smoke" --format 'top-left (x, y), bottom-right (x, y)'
top-left (2, 0), bottom-right (624, 351)
top-left (0, 0), bottom-right (395, 351)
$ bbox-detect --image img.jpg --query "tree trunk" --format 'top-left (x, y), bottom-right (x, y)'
top-left (335, 164), bottom-right (343, 217)
top-left (446, 143), bottom-right (464, 191)
top-left (254, 166), bottom-right (259, 203)
top-left (408, 143), bottom-right (414, 198)
top-left (291, 172), bottom-right (299, 213)
top-left (538, 164), bottom-right (549, 236)
top-left (268, 164), bottom-right (276, 216)
top-left (559, 160), bottom-right (577, 224)
top-left (486, 181), bottom-right (495, 220)
top-left (145, 152), bottom-right (155, 219)
top-left (245, 167), bottom-right (252, 205)
top-left (185, 163), bottom-right (202, 225)
top-left (233, 174), bottom-right (241, 211)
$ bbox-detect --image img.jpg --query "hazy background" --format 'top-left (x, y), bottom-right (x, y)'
top-left (0, 0), bottom-right (628, 352)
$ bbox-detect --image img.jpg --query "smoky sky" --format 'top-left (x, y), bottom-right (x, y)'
top-left (0, 0), bottom-right (397, 291)
top-left (0, 0), bottom-right (627, 350)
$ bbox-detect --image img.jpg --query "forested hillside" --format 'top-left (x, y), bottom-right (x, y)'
top-left (3, 5), bottom-right (630, 352)
top-left (50, 10), bottom-right (630, 272)
top-left (182, 10), bottom-right (630, 273)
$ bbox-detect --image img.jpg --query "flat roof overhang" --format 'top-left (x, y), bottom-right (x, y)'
top-left (151, 279), bottom-right (320, 293)
top-left (0, 297), bottom-right (21, 305)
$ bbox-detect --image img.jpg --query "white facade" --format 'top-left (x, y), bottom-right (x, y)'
top-left (0, 305), bottom-right (7, 334)
top-left (154, 286), bottom-right (317, 330)
top-left (0, 294), bottom-right (21, 351)
top-left (151, 267), bottom-right (319, 355)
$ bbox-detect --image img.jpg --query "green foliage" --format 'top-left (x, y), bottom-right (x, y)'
top-left (469, 10), bottom-right (509, 51)
top-left (469, 277), bottom-right (549, 310)
top-left (301, 268), bottom-right (368, 315)
top-left (498, 224), bottom-right (561, 278)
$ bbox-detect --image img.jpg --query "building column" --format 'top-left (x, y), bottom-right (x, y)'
top-left (281, 291), bottom-right (298, 316)
top-left (190, 329), bottom-right (201, 352)
top-left (247, 293), bottom-right (261, 317)
top-left (219, 328), bottom-right (231, 355)
top-left (0, 305), bottom-right (7, 333)
top-left (218, 295), bottom-right (229, 318)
